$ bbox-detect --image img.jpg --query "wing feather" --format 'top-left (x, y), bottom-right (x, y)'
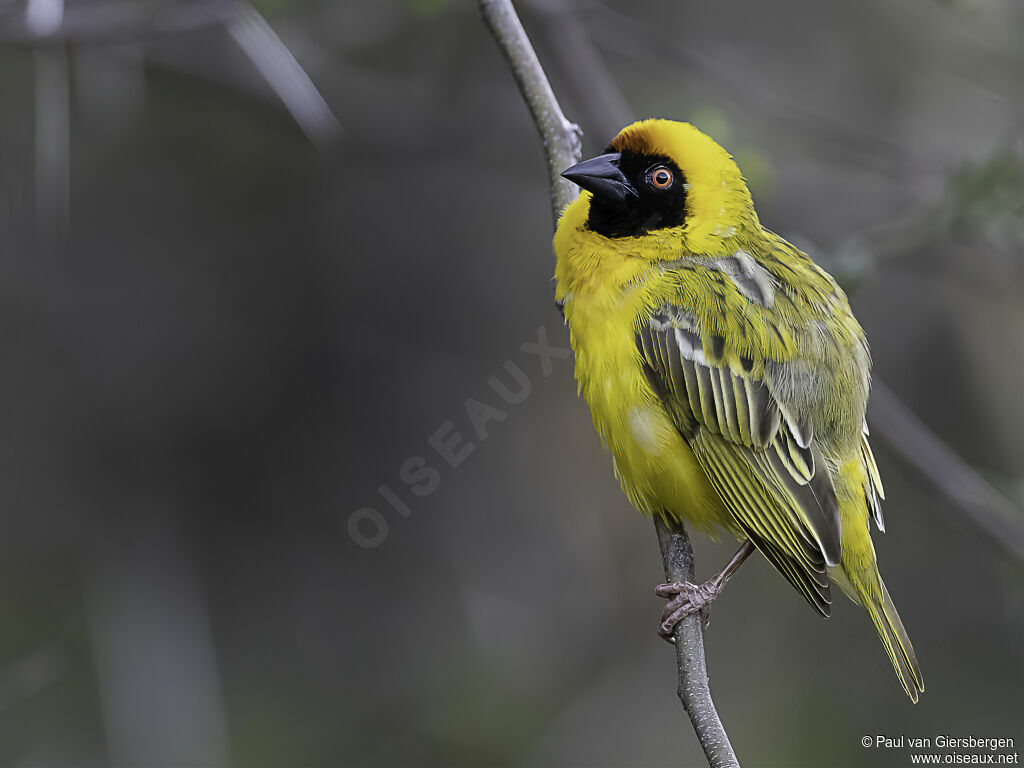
top-left (637, 304), bottom-right (843, 611)
top-left (731, 375), bottom-right (751, 445)
top-left (861, 427), bottom-right (886, 532)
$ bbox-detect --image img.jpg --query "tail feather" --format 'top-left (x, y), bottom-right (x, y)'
top-left (860, 575), bottom-right (924, 702)
top-left (836, 484), bottom-right (923, 702)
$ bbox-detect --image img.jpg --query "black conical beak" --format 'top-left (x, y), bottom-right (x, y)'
top-left (561, 152), bottom-right (636, 201)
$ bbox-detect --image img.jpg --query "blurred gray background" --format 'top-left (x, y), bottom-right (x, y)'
top-left (0, 0), bottom-right (1021, 766)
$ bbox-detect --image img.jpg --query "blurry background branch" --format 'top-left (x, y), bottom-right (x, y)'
top-left (869, 382), bottom-right (1024, 563)
top-left (226, 1), bottom-right (341, 149)
top-left (480, 0), bottom-right (581, 224)
top-left (2, 0), bottom-right (236, 43)
top-left (574, 0), bottom-right (926, 176)
top-left (7, 0), bottom-right (341, 236)
top-left (29, 0), bottom-right (69, 246)
top-left (479, 1), bottom-right (741, 765)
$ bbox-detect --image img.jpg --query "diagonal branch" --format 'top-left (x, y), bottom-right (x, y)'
top-left (479, 1), bottom-right (740, 765)
top-left (226, 1), bottom-right (342, 149)
top-left (868, 381), bottom-right (1024, 563)
top-left (4, 0), bottom-right (342, 150)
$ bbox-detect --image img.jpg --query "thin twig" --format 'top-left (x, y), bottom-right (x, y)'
top-left (0, 0), bottom-right (237, 44)
top-left (5, 0), bottom-right (341, 150)
top-left (527, 0), bottom-right (632, 141)
top-left (656, 518), bottom-right (741, 768)
top-left (868, 381), bottom-right (1024, 563)
top-left (479, 1), bottom-right (739, 764)
top-left (479, 0), bottom-right (582, 224)
top-left (227, 1), bottom-right (342, 149)
top-left (31, 0), bottom-right (70, 246)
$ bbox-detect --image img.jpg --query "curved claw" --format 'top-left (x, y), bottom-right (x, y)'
top-left (655, 540), bottom-right (755, 642)
top-left (656, 580), bottom-right (722, 641)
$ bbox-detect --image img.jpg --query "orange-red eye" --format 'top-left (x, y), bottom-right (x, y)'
top-left (649, 166), bottom-right (673, 188)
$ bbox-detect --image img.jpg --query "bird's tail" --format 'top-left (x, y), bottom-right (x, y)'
top-left (864, 575), bottom-right (924, 702)
top-left (838, 555), bottom-right (924, 702)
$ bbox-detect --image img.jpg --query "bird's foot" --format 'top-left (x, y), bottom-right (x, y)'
top-left (655, 576), bottom-right (725, 640)
top-left (655, 540), bottom-right (756, 642)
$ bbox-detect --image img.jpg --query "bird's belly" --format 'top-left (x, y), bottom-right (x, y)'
top-left (569, 306), bottom-right (727, 533)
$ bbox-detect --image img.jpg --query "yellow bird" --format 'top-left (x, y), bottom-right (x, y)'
top-left (554, 119), bottom-right (923, 701)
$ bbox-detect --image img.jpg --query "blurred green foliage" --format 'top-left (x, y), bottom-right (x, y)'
top-left (944, 149), bottom-right (1024, 246)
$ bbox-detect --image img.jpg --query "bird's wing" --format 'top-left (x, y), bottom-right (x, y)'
top-left (636, 304), bottom-right (841, 615)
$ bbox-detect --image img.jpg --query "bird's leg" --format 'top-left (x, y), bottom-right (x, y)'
top-left (656, 539), bottom-right (756, 640)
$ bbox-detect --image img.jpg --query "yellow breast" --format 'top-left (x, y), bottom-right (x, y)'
top-left (554, 200), bottom-right (726, 532)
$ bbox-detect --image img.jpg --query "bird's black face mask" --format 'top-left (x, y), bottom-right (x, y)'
top-left (562, 150), bottom-right (688, 238)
